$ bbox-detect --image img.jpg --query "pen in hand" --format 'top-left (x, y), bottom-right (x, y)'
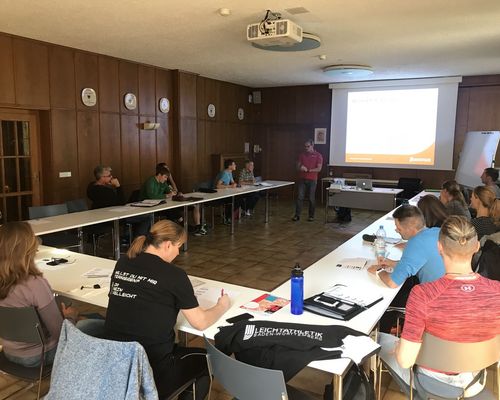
top-left (221, 288), bottom-right (225, 296)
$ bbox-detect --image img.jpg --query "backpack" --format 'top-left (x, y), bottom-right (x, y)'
top-left (323, 364), bottom-right (375, 400)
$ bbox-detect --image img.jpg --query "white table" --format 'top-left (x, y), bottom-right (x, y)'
top-left (29, 180), bottom-right (294, 258)
top-left (325, 186), bottom-right (403, 221)
top-left (321, 177), bottom-right (399, 204)
top-left (38, 198), bottom-right (403, 400)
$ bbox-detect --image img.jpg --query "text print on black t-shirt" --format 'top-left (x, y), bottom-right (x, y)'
top-left (111, 270), bottom-right (158, 299)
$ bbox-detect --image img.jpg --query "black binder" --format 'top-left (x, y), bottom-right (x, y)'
top-left (303, 291), bottom-right (383, 321)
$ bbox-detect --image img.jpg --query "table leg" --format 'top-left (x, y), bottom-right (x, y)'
top-left (333, 374), bottom-right (343, 400)
top-left (77, 227), bottom-right (84, 253)
top-left (113, 219), bottom-right (120, 260)
top-left (325, 193), bottom-right (328, 224)
top-left (230, 196), bottom-right (235, 235)
top-left (265, 191), bottom-right (269, 223)
top-left (183, 205), bottom-right (189, 251)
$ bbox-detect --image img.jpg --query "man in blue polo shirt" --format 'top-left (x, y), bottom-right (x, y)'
top-left (368, 205), bottom-right (445, 288)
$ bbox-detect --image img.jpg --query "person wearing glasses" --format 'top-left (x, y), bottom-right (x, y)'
top-left (292, 139), bottom-right (323, 222)
top-left (87, 165), bottom-right (150, 237)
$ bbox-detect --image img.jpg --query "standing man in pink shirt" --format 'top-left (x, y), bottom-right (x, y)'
top-left (292, 139), bottom-right (323, 221)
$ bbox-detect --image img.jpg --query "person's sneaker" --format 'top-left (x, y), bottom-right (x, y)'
top-left (223, 217), bottom-right (231, 225)
top-left (308, 216), bottom-right (314, 222)
top-left (292, 215), bottom-right (300, 221)
top-left (245, 210), bottom-right (251, 216)
top-left (193, 229), bottom-right (203, 237)
top-left (199, 226), bottom-right (208, 235)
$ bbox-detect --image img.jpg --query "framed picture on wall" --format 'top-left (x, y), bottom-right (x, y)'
top-left (314, 128), bottom-right (327, 144)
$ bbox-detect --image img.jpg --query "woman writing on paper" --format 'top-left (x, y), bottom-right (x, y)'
top-left (104, 220), bottom-right (230, 399)
top-left (379, 216), bottom-right (500, 397)
top-left (0, 222), bottom-right (103, 367)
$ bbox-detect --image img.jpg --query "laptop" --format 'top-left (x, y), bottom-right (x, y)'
top-left (356, 179), bottom-right (373, 190)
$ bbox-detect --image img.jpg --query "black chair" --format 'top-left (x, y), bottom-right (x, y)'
top-left (65, 198), bottom-right (114, 256)
top-left (28, 204), bottom-right (80, 250)
top-left (396, 178), bottom-right (423, 206)
top-left (0, 306), bottom-right (52, 400)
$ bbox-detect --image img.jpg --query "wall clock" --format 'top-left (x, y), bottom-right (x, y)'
top-left (207, 103), bottom-right (216, 118)
top-left (124, 93), bottom-right (137, 110)
top-left (81, 88), bottom-right (97, 107)
top-left (159, 97), bottom-right (170, 113)
top-left (237, 107), bottom-right (244, 120)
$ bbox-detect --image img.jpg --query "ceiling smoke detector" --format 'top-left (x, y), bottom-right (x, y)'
top-left (323, 64), bottom-right (374, 79)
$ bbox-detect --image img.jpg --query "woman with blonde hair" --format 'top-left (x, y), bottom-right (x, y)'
top-left (0, 222), bottom-right (102, 367)
top-left (379, 216), bottom-right (500, 397)
top-left (105, 220), bottom-right (230, 399)
top-left (470, 186), bottom-right (500, 239)
top-left (439, 180), bottom-right (471, 219)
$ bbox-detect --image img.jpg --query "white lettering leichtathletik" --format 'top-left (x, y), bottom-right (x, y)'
top-left (243, 324), bottom-right (255, 341)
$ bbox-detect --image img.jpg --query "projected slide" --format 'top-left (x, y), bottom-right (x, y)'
top-left (345, 88), bottom-right (438, 165)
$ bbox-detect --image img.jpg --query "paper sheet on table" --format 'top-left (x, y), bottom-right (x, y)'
top-left (258, 182), bottom-right (272, 186)
top-left (335, 258), bottom-right (368, 270)
top-left (189, 277), bottom-right (205, 288)
top-left (321, 335), bottom-right (380, 364)
top-left (82, 268), bottom-right (113, 278)
top-left (194, 286), bottom-right (239, 309)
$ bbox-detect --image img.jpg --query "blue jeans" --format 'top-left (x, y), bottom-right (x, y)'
top-left (295, 179), bottom-right (317, 218)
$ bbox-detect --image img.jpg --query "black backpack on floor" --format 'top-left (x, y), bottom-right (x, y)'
top-left (323, 364), bottom-right (375, 400)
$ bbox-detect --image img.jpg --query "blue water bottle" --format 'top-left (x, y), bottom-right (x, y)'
top-left (291, 263), bottom-right (304, 315)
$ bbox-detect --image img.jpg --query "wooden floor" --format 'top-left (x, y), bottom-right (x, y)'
top-left (1, 199), bottom-right (497, 399)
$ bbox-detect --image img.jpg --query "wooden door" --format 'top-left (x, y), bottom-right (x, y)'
top-left (0, 109), bottom-right (41, 222)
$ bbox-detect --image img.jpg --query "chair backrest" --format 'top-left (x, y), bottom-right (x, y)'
top-left (397, 178), bottom-right (423, 199)
top-left (204, 336), bottom-right (288, 400)
top-left (66, 198), bottom-right (89, 213)
top-left (0, 306), bottom-right (45, 344)
top-left (29, 203), bottom-right (68, 219)
top-left (416, 333), bottom-right (500, 372)
top-left (128, 189), bottom-right (141, 203)
top-left (45, 321), bottom-right (158, 400)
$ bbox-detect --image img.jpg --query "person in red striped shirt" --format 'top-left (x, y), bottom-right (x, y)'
top-left (379, 216), bottom-right (500, 397)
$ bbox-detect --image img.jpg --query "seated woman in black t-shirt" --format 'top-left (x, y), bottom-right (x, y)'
top-left (104, 220), bottom-right (230, 399)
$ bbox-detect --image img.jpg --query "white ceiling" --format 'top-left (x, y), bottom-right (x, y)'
top-left (1, 0), bottom-right (500, 88)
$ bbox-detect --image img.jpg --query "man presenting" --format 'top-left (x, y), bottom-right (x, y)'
top-left (368, 205), bottom-right (445, 288)
top-left (480, 167), bottom-right (500, 198)
top-left (292, 139), bottom-right (323, 222)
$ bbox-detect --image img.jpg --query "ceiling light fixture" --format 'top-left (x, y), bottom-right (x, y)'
top-left (218, 8), bottom-right (231, 16)
top-left (323, 64), bottom-right (374, 79)
top-left (251, 32), bottom-right (321, 52)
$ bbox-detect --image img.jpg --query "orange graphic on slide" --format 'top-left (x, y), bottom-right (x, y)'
top-left (346, 143), bottom-right (435, 165)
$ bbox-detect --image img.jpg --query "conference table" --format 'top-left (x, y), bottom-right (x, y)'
top-left (28, 180), bottom-right (293, 258)
top-left (321, 177), bottom-right (399, 204)
top-left (325, 186), bottom-right (403, 221)
top-left (37, 193), bottom-right (404, 400)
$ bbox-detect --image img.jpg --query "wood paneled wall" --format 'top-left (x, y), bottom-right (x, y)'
top-left (1, 30), bottom-right (500, 208)
top-left (255, 77), bottom-right (500, 190)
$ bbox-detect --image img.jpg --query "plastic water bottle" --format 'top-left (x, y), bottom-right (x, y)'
top-left (374, 225), bottom-right (387, 261)
top-left (291, 263), bottom-right (304, 315)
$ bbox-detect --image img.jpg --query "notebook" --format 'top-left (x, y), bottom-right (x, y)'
top-left (130, 199), bottom-right (166, 207)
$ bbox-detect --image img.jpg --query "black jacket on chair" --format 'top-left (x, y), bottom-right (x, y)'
top-left (214, 320), bottom-right (366, 381)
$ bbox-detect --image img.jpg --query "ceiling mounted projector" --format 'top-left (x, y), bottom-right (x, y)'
top-left (247, 18), bottom-right (303, 46)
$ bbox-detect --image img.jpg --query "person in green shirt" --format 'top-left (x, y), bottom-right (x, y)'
top-left (141, 164), bottom-right (207, 236)
top-left (140, 165), bottom-right (175, 200)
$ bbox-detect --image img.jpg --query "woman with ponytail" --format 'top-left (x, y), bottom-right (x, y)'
top-left (105, 220), bottom-right (230, 400)
top-left (439, 180), bottom-right (471, 219)
top-left (470, 186), bottom-right (500, 239)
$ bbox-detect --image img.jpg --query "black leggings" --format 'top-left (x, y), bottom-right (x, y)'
top-left (152, 345), bottom-right (209, 400)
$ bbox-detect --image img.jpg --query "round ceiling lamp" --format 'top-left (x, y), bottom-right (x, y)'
top-left (323, 64), bottom-right (374, 79)
top-left (251, 32), bottom-right (321, 52)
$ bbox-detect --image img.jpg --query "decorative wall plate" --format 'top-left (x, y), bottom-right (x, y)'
top-left (124, 93), bottom-right (137, 110)
top-left (207, 103), bottom-right (216, 118)
top-left (237, 107), bottom-right (244, 120)
top-left (81, 88), bottom-right (97, 107)
top-left (159, 97), bottom-right (170, 113)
